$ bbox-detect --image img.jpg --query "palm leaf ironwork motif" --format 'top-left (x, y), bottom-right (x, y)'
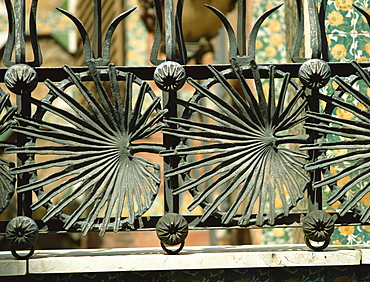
top-left (301, 62), bottom-right (370, 223)
top-left (162, 62), bottom-right (310, 226)
top-left (7, 62), bottom-right (166, 235)
top-left (0, 91), bottom-right (16, 214)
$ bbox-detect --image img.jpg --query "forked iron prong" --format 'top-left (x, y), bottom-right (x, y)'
top-left (3, 0), bottom-right (42, 67)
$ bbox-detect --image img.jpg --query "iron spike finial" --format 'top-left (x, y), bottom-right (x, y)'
top-left (3, 0), bottom-right (42, 67)
top-left (354, 4), bottom-right (370, 29)
top-left (150, 0), bottom-right (187, 65)
top-left (57, 2), bottom-right (136, 66)
top-left (291, 0), bottom-right (329, 62)
top-left (206, 3), bottom-right (282, 64)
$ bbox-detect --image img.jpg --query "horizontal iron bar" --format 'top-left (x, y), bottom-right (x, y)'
top-left (0, 63), bottom-right (368, 82)
top-left (0, 212), bottom-right (364, 235)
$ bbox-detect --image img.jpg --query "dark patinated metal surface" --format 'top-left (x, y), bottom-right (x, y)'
top-left (5, 216), bottom-right (39, 259)
top-left (0, 0), bottom-right (370, 258)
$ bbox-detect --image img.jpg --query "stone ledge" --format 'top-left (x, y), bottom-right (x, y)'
top-left (0, 259), bottom-right (27, 276)
top-left (0, 244), bottom-right (369, 276)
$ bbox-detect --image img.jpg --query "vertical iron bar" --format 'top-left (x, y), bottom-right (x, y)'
top-left (165, 0), bottom-right (176, 61)
top-left (307, 88), bottom-right (322, 212)
top-left (92, 0), bottom-right (102, 59)
top-left (163, 89), bottom-right (180, 214)
top-left (306, 0), bottom-right (323, 211)
top-left (237, 0), bottom-right (246, 56)
top-left (12, 0), bottom-right (33, 217)
top-left (319, 0), bottom-right (329, 61)
top-left (16, 90), bottom-right (32, 217)
top-left (307, 0), bottom-right (321, 59)
top-left (163, 0), bottom-right (179, 213)
top-left (14, 0), bottom-right (26, 63)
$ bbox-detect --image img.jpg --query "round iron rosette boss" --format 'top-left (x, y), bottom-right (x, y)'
top-left (156, 213), bottom-right (189, 254)
top-left (298, 59), bottom-right (331, 89)
top-left (302, 210), bottom-right (335, 251)
top-left (154, 61), bottom-right (186, 92)
top-left (4, 64), bottom-right (38, 95)
top-left (6, 216), bottom-right (39, 259)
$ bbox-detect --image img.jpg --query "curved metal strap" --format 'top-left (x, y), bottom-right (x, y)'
top-left (319, 0), bottom-right (329, 61)
top-left (291, 0), bottom-right (304, 62)
top-left (160, 241), bottom-right (185, 255)
top-left (248, 3), bottom-right (283, 62)
top-left (308, 0), bottom-right (321, 59)
top-left (103, 7), bottom-right (137, 65)
top-left (150, 0), bottom-right (187, 65)
top-left (3, 0), bottom-right (15, 67)
top-left (11, 247), bottom-right (35, 260)
top-left (354, 4), bottom-right (370, 28)
top-left (57, 7), bottom-right (91, 65)
top-left (29, 0), bottom-right (42, 67)
top-left (150, 0), bottom-right (164, 65)
top-left (3, 0), bottom-right (42, 67)
top-left (205, 4), bottom-right (237, 60)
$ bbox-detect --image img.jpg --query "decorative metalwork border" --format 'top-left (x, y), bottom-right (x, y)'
top-left (0, 0), bottom-right (369, 258)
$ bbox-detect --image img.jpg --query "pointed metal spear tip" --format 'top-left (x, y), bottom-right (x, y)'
top-left (113, 6), bottom-right (137, 22)
top-left (353, 4), bottom-right (370, 26)
top-left (267, 3), bottom-right (284, 11)
top-left (55, 7), bottom-right (65, 12)
top-left (353, 4), bottom-right (363, 11)
top-left (127, 6), bottom-right (137, 13)
top-left (247, 2), bottom-right (284, 62)
top-left (203, 4), bottom-right (238, 60)
top-left (55, 7), bottom-right (76, 18)
top-left (204, 4), bottom-right (219, 11)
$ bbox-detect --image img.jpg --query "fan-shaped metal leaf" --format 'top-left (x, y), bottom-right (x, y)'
top-left (8, 62), bottom-right (166, 235)
top-left (0, 90), bottom-right (16, 214)
top-left (301, 62), bottom-right (370, 222)
top-left (161, 62), bottom-right (309, 226)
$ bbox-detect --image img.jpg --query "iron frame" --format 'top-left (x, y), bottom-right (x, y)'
top-left (0, 0), bottom-right (369, 257)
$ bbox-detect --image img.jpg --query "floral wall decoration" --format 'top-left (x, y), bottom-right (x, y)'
top-left (322, 0), bottom-right (370, 245)
top-left (254, 0), bottom-right (370, 245)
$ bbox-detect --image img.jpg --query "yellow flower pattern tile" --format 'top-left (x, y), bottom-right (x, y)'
top-left (321, 0), bottom-right (370, 247)
top-left (328, 11), bottom-right (344, 26)
top-left (334, 0), bottom-right (353, 12)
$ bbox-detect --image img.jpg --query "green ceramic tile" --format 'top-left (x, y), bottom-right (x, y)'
top-left (271, 267), bottom-right (322, 282)
top-left (321, 266), bottom-right (360, 282)
top-left (222, 268), bottom-right (270, 282)
top-left (171, 269), bottom-right (223, 282)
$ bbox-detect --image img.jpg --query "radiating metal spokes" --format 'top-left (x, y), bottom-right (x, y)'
top-left (8, 62), bottom-right (166, 235)
top-left (301, 62), bottom-right (370, 222)
top-left (162, 63), bottom-right (310, 226)
top-left (0, 92), bottom-right (17, 214)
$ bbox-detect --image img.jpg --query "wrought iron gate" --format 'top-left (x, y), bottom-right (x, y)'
top-left (1, 0), bottom-right (370, 259)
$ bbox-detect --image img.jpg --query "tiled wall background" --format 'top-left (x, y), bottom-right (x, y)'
top-left (324, 0), bottom-right (370, 246)
top-left (255, 0), bottom-right (370, 245)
